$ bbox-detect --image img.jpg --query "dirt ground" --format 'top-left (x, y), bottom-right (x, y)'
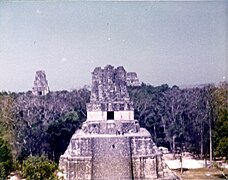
top-left (175, 168), bottom-right (228, 180)
top-left (163, 153), bottom-right (228, 180)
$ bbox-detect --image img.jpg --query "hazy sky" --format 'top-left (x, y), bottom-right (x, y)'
top-left (0, 1), bottom-right (227, 92)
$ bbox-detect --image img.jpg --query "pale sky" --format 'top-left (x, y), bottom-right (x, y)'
top-left (0, 1), bottom-right (227, 92)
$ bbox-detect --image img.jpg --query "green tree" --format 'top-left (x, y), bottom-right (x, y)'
top-left (47, 111), bottom-right (80, 162)
top-left (21, 156), bottom-right (58, 180)
top-left (216, 137), bottom-right (228, 159)
top-left (0, 94), bottom-right (15, 149)
top-left (0, 138), bottom-right (13, 179)
top-left (12, 88), bottom-right (89, 161)
top-left (128, 83), bottom-right (213, 157)
top-left (213, 82), bottom-right (228, 159)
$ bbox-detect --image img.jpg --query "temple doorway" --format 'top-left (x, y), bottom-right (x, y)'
top-left (107, 111), bottom-right (114, 120)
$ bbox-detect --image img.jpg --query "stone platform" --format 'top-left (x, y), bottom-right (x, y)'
top-left (59, 128), bottom-right (178, 180)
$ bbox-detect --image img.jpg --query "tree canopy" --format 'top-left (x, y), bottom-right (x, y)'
top-left (0, 82), bottom-right (227, 177)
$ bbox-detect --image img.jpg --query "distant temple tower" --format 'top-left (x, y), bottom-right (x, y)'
top-left (126, 72), bottom-right (140, 86)
top-left (32, 70), bottom-right (50, 96)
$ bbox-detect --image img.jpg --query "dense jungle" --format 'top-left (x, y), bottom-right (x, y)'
top-left (0, 82), bottom-right (227, 179)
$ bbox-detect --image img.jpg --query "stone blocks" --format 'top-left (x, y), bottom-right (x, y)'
top-left (59, 129), bottom-right (176, 180)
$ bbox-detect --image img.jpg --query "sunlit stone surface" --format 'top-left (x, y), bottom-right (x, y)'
top-left (59, 65), bottom-right (179, 180)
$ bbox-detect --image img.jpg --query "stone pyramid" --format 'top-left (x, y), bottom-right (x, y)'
top-left (59, 65), bottom-right (179, 180)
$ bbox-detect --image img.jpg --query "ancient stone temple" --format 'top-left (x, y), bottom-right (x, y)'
top-left (59, 65), bottom-right (178, 180)
top-left (126, 72), bottom-right (140, 86)
top-left (32, 70), bottom-right (50, 96)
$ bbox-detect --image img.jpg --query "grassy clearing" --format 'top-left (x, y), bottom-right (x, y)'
top-left (174, 168), bottom-right (228, 180)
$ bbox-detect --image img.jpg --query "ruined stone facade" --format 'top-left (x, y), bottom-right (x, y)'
top-left (86, 65), bottom-right (135, 127)
top-left (32, 70), bottom-right (50, 96)
top-left (126, 72), bottom-right (140, 87)
top-left (59, 65), bottom-right (178, 180)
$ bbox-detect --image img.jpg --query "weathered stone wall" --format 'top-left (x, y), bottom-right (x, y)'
top-left (131, 136), bottom-right (155, 156)
top-left (59, 157), bottom-right (92, 180)
top-left (132, 157), bottom-right (157, 179)
top-left (130, 135), bottom-right (159, 179)
top-left (87, 111), bottom-right (107, 121)
top-left (70, 138), bottom-right (93, 157)
top-left (88, 65), bottom-right (132, 112)
top-left (59, 128), bottom-right (172, 179)
top-left (59, 131), bottom-right (179, 180)
top-left (59, 135), bottom-right (93, 180)
top-left (92, 137), bottom-right (132, 180)
top-left (87, 102), bottom-right (134, 112)
top-left (82, 120), bottom-right (139, 135)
